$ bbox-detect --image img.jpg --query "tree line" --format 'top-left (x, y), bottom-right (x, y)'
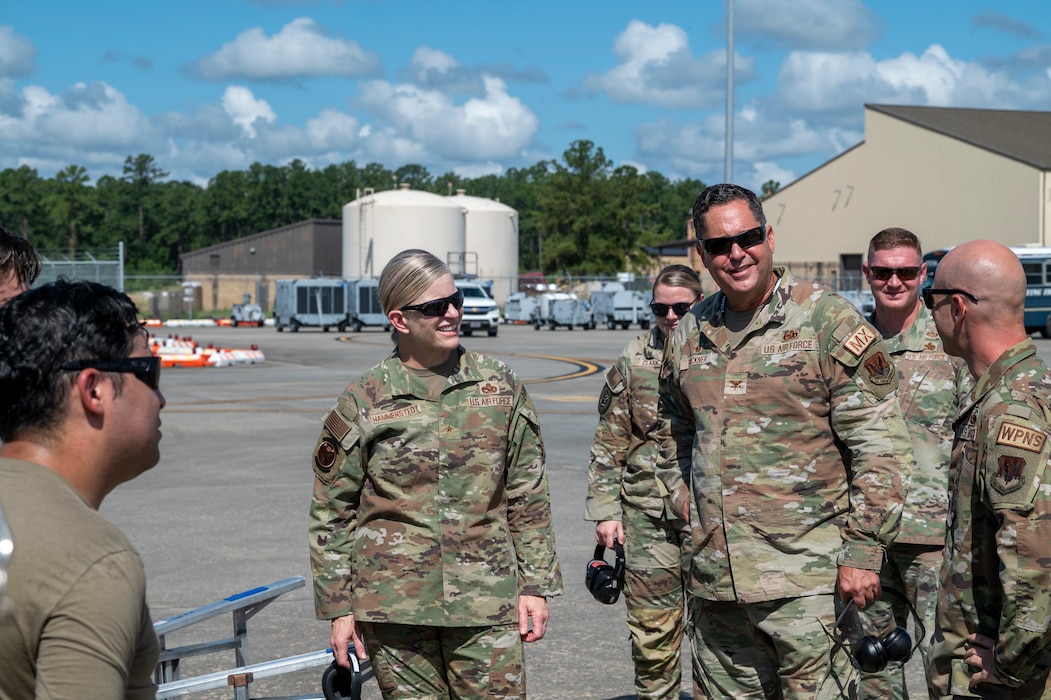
top-left (0, 140), bottom-right (717, 276)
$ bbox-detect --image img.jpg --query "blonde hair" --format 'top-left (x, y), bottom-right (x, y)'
top-left (379, 249), bottom-right (451, 315)
top-left (653, 264), bottom-right (703, 298)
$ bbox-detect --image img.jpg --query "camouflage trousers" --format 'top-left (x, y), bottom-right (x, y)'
top-left (622, 506), bottom-right (692, 700)
top-left (691, 593), bottom-right (858, 699)
top-left (857, 543), bottom-right (942, 699)
top-left (357, 621), bottom-right (524, 700)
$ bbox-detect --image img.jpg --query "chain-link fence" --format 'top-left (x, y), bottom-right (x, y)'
top-left (35, 243), bottom-right (124, 291)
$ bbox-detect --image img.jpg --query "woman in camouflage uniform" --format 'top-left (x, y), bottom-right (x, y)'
top-left (585, 264), bottom-right (703, 700)
top-left (309, 249), bottom-right (562, 700)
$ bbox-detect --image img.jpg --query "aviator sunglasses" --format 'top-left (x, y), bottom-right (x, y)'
top-left (400, 289), bottom-right (465, 317)
top-left (700, 226), bottom-right (766, 256)
top-left (650, 301), bottom-right (694, 318)
top-left (60, 355), bottom-right (162, 390)
top-left (869, 266), bottom-right (921, 282)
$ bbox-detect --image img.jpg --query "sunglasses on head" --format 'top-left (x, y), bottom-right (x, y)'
top-left (400, 289), bottom-right (464, 317)
top-left (650, 301), bottom-right (694, 318)
top-left (60, 355), bottom-right (162, 390)
top-left (700, 226), bottom-right (766, 256)
top-left (869, 266), bottom-right (920, 282)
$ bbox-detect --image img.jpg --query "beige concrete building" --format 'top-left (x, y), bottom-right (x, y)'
top-left (763, 104), bottom-right (1051, 289)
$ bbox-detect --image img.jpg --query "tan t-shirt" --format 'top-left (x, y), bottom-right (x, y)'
top-left (0, 458), bottom-right (159, 700)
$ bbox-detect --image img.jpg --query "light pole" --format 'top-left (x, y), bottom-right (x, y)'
top-left (725, 0), bottom-right (735, 183)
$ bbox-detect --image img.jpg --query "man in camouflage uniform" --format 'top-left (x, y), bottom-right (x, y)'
top-left (857, 228), bottom-right (970, 699)
top-left (927, 240), bottom-right (1051, 699)
top-left (309, 344), bottom-right (563, 699)
top-left (657, 183), bottom-right (913, 699)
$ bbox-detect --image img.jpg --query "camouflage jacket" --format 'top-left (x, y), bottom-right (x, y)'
top-left (868, 305), bottom-right (970, 545)
top-left (308, 347), bottom-right (563, 627)
top-left (657, 268), bottom-right (911, 604)
top-left (930, 340), bottom-right (1051, 692)
top-left (585, 326), bottom-right (668, 522)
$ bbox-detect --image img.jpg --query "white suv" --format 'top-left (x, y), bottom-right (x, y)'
top-left (455, 280), bottom-right (500, 337)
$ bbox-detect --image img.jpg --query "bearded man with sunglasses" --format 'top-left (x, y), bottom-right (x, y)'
top-left (0, 280), bottom-right (165, 699)
top-left (854, 228), bottom-right (971, 699)
top-left (656, 184), bottom-right (913, 699)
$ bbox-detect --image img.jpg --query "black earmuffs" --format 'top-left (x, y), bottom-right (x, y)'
top-left (585, 539), bottom-right (625, 605)
top-left (321, 650), bottom-right (364, 700)
top-left (835, 587), bottom-right (925, 674)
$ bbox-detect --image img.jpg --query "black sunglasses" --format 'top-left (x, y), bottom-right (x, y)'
top-left (400, 289), bottom-right (464, 317)
top-left (650, 301), bottom-right (694, 318)
top-left (699, 226), bottom-right (766, 256)
top-left (921, 287), bottom-right (979, 310)
top-left (869, 266), bottom-right (921, 282)
top-left (60, 355), bottom-right (162, 390)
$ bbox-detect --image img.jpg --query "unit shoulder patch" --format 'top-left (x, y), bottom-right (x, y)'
top-left (985, 414), bottom-right (1049, 508)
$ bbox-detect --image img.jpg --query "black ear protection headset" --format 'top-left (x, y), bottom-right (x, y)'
top-left (834, 587), bottom-right (926, 674)
top-left (322, 648), bottom-right (364, 700)
top-left (585, 539), bottom-right (625, 605)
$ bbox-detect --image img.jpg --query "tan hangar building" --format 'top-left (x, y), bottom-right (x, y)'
top-left (762, 103), bottom-right (1051, 289)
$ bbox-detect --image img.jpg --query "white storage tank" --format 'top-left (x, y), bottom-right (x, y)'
top-left (343, 184), bottom-right (466, 281)
top-left (448, 190), bottom-right (518, 305)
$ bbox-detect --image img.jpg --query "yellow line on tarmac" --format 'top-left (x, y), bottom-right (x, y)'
top-left (508, 353), bottom-right (602, 384)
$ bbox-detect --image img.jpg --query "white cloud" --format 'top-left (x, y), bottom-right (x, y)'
top-left (357, 75), bottom-right (538, 160)
top-left (0, 82), bottom-right (153, 153)
top-left (402, 47), bottom-right (483, 95)
top-left (776, 44), bottom-right (1051, 117)
top-left (305, 109), bottom-right (360, 151)
top-left (0, 26), bottom-right (37, 78)
top-left (632, 107), bottom-right (831, 190)
top-left (581, 20), bottom-right (755, 109)
top-left (221, 86), bottom-right (276, 138)
top-left (735, 0), bottom-right (882, 50)
top-left (747, 162), bottom-right (797, 194)
top-left (189, 17), bottom-right (382, 81)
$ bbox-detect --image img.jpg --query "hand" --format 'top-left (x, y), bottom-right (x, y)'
top-left (595, 520), bottom-right (623, 549)
top-left (518, 594), bottom-right (549, 643)
top-left (330, 614), bottom-right (368, 669)
top-left (837, 566), bottom-right (880, 609)
top-left (964, 632), bottom-right (1003, 687)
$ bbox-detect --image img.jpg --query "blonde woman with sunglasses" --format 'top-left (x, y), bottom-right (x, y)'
top-left (309, 249), bottom-right (563, 700)
top-left (585, 264), bottom-right (703, 700)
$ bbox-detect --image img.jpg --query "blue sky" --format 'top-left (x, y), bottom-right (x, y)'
top-left (2, 0), bottom-right (1050, 193)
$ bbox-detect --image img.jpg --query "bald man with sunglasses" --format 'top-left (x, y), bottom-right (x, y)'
top-left (927, 241), bottom-right (1051, 698)
top-left (855, 228), bottom-right (970, 699)
top-left (656, 184), bottom-right (914, 698)
top-left (0, 280), bottom-right (165, 699)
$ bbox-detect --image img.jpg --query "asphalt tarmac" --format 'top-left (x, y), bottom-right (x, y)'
top-left (104, 321), bottom-right (1038, 699)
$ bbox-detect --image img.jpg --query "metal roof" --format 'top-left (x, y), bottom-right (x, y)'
top-left (867, 103), bottom-right (1051, 170)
